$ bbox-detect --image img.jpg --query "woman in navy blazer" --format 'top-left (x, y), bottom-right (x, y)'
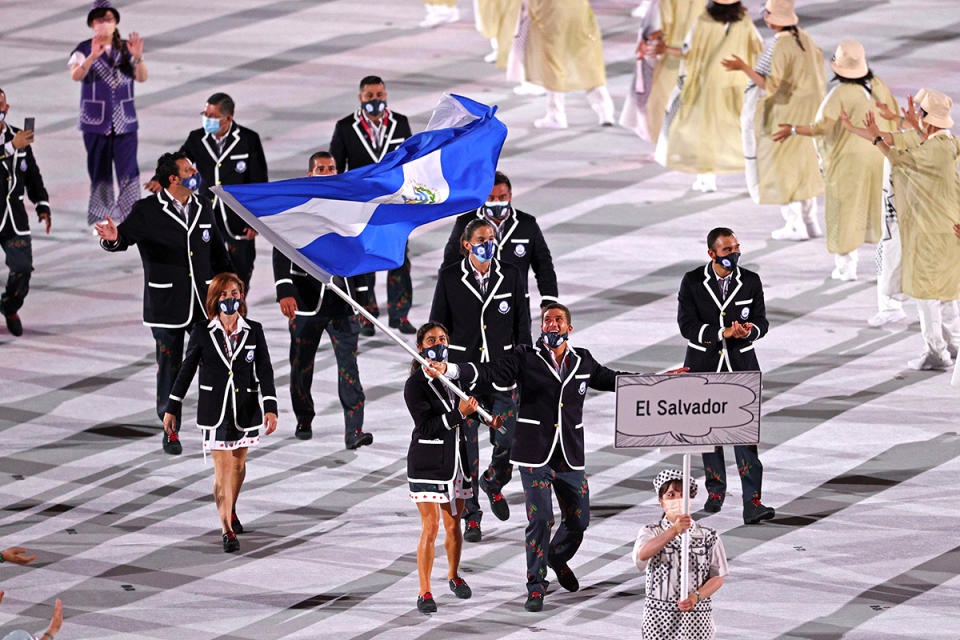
top-left (163, 273), bottom-right (278, 553)
top-left (405, 321), bottom-right (487, 613)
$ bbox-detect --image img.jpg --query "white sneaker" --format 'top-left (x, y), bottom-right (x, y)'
top-left (631, 1), bottom-right (651, 17)
top-left (484, 49), bottom-right (497, 63)
top-left (419, 8), bottom-right (445, 28)
top-left (534, 113), bottom-right (568, 129)
top-left (771, 224), bottom-right (808, 241)
top-left (908, 350), bottom-right (952, 371)
top-left (867, 309), bottom-right (906, 327)
top-left (948, 343), bottom-right (959, 361)
top-left (442, 7), bottom-right (460, 23)
top-left (514, 82), bottom-right (546, 96)
top-left (698, 175), bottom-right (717, 192)
top-left (830, 267), bottom-right (857, 281)
top-left (805, 220), bottom-right (823, 238)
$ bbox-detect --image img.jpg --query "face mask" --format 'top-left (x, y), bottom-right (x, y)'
top-left (362, 99), bottom-right (386, 117)
top-left (202, 116), bottom-right (222, 135)
top-left (218, 297), bottom-right (241, 315)
top-left (483, 201), bottom-right (510, 219)
top-left (180, 172), bottom-right (202, 192)
top-left (93, 23), bottom-right (115, 38)
top-left (540, 330), bottom-right (568, 348)
top-left (471, 240), bottom-right (495, 263)
top-left (0, 111), bottom-right (5, 123)
top-left (662, 498), bottom-right (684, 518)
top-left (421, 344), bottom-right (448, 362)
top-left (713, 251), bottom-right (740, 271)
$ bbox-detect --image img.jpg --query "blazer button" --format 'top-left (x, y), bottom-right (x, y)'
top-left (228, 371), bottom-right (233, 376)
top-left (483, 325), bottom-right (487, 330)
top-left (722, 312), bottom-right (726, 317)
top-left (554, 423), bottom-right (559, 428)
top-left (235, 387), bottom-right (239, 392)
top-left (479, 347), bottom-right (484, 351)
top-left (217, 163), bottom-right (222, 167)
top-left (189, 251), bottom-right (194, 256)
top-left (560, 403), bottom-right (564, 408)
top-left (718, 349), bottom-right (723, 355)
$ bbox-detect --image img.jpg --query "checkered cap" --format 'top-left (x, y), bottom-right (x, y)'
top-left (653, 467), bottom-right (698, 499)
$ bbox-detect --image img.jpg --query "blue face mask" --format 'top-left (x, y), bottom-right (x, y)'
top-left (713, 252), bottom-right (740, 271)
top-left (471, 240), bottom-right (496, 263)
top-left (421, 344), bottom-right (448, 362)
top-left (218, 297), bottom-right (241, 315)
top-left (202, 116), bottom-right (222, 135)
top-left (180, 172), bottom-right (202, 192)
top-left (540, 330), bottom-right (569, 348)
top-left (483, 201), bottom-right (511, 219)
top-left (362, 99), bottom-right (386, 116)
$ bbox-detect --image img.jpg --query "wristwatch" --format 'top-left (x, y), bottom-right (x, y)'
top-left (873, 136), bottom-right (884, 146)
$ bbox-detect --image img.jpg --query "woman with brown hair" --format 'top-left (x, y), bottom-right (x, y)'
top-left (163, 273), bottom-right (278, 553)
top-left (404, 322), bottom-right (480, 613)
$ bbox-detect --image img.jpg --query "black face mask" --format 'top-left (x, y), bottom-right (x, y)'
top-left (362, 99), bottom-right (386, 117)
top-left (218, 297), bottom-right (242, 315)
top-left (713, 252), bottom-right (740, 271)
top-left (421, 344), bottom-right (448, 362)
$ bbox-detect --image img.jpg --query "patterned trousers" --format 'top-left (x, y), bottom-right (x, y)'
top-left (83, 132), bottom-right (140, 225)
top-left (702, 445), bottom-right (763, 505)
top-left (520, 450), bottom-right (590, 595)
top-left (461, 388), bottom-right (518, 524)
top-left (357, 249), bottom-right (412, 324)
top-left (150, 313), bottom-right (203, 432)
top-left (0, 227), bottom-right (32, 316)
top-left (288, 312), bottom-right (364, 434)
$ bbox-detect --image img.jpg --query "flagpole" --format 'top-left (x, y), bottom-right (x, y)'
top-left (324, 280), bottom-right (498, 427)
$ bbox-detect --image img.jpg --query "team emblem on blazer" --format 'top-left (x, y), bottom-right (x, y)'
top-left (246, 349), bottom-right (255, 362)
top-left (202, 229), bottom-right (211, 243)
top-left (514, 243), bottom-right (526, 257)
top-left (235, 160), bottom-right (247, 173)
top-left (579, 381), bottom-right (587, 395)
top-left (498, 300), bottom-right (510, 314)
top-left (20, 159), bottom-right (27, 172)
top-left (741, 306), bottom-right (750, 319)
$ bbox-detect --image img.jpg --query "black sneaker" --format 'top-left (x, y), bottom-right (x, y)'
top-left (359, 322), bottom-right (375, 337)
top-left (449, 577), bottom-right (472, 599)
top-left (464, 520), bottom-right (482, 543)
top-left (524, 591), bottom-right (544, 612)
top-left (743, 499), bottom-right (775, 525)
top-left (162, 431), bottom-right (182, 456)
top-left (389, 318), bottom-right (417, 334)
top-left (231, 511), bottom-right (244, 534)
top-left (3, 312), bottom-right (23, 337)
top-left (222, 531), bottom-right (239, 553)
top-left (703, 493), bottom-right (724, 513)
top-left (417, 592), bottom-right (437, 613)
top-left (345, 430), bottom-right (373, 450)
top-left (548, 557), bottom-right (579, 592)
top-left (480, 476), bottom-right (510, 521)
top-left (294, 423), bottom-right (313, 440)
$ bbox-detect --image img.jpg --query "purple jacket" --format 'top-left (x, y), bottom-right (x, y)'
top-left (71, 39), bottom-right (138, 135)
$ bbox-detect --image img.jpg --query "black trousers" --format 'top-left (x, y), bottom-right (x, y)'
top-left (702, 445), bottom-right (764, 505)
top-left (357, 249), bottom-right (412, 324)
top-left (461, 388), bottom-right (518, 524)
top-left (150, 309), bottom-right (204, 432)
top-left (520, 449), bottom-right (589, 595)
top-left (0, 226), bottom-right (32, 316)
top-left (224, 236), bottom-right (256, 295)
top-left (288, 312), bottom-right (365, 434)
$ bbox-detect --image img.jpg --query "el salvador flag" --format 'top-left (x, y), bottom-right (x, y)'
top-left (211, 94), bottom-right (508, 281)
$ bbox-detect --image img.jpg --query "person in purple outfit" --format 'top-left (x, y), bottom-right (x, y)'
top-left (68, 0), bottom-right (147, 226)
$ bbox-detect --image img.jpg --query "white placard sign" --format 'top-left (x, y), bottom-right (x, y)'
top-left (614, 371), bottom-right (761, 448)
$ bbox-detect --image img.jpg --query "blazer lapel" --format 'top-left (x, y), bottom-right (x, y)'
top-left (459, 259), bottom-right (484, 302)
top-left (230, 328), bottom-right (250, 365)
top-left (722, 268), bottom-right (744, 311)
top-left (220, 125), bottom-right (241, 161)
top-left (208, 324), bottom-right (231, 368)
top-left (157, 191), bottom-right (188, 230)
top-left (701, 263), bottom-right (723, 310)
top-left (376, 117), bottom-right (398, 161)
top-left (534, 341), bottom-right (563, 383)
top-left (481, 261), bottom-right (505, 307)
top-left (496, 212), bottom-right (519, 259)
top-left (351, 111), bottom-right (380, 164)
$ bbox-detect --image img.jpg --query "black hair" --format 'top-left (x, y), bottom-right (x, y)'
top-left (832, 68), bottom-right (874, 91)
top-left (155, 151), bottom-right (189, 188)
top-left (460, 218), bottom-right (495, 257)
top-left (359, 75), bottom-right (385, 90)
top-left (206, 92), bottom-right (235, 117)
top-left (658, 479), bottom-right (684, 500)
top-left (410, 321), bottom-right (449, 374)
top-left (707, 226), bottom-right (735, 250)
top-left (493, 170), bottom-right (511, 192)
top-left (308, 150), bottom-right (334, 172)
top-left (781, 25), bottom-right (805, 52)
top-left (707, 1), bottom-right (746, 23)
top-left (541, 302), bottom-right (572, 325)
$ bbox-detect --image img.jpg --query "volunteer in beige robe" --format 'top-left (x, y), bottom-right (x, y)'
top-left (655, 1), bottom-right (762, 192)
top-left (841, 89), bottom-right (960, 371)
top-left (773, 41), bottom-right (897, 280)
top-left (520, 0), bottom-right (614, 129)
top-left (728, 1), bottom-right (826, 240)
top-left (475, 0), bottom-right (521, 66)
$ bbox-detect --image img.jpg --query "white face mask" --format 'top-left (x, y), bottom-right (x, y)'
top-left (662, 498), bottom-right (684, 518)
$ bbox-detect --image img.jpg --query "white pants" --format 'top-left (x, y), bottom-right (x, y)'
top-left (545, 86), bottom-right (614, 124)
top-left (780, 198), bottom-right (818, 229)
top-left (915, 298), bottom-right (960, 355)
top-left (835, 250), bottom-right (858, 277)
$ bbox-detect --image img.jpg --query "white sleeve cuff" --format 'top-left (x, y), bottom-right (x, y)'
top-left (3, 141), bottom-right (14, 156)
top-left (445, 362), bottom-right (460, 379)
top-left (718, 328), bottom-right (725, 341)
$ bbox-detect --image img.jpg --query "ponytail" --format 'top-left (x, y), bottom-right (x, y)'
top-left (783, 26), bottom-right (805, 52)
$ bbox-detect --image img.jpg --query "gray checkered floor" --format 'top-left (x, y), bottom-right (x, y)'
top-left (2, 1), bottom-right (959, 638)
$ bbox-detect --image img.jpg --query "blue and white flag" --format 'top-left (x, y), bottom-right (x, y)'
top-left (212, 94), bottom-right (507, 281)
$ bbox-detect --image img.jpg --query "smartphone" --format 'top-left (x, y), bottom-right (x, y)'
top-left (23, 117), bottom-right (35, 133)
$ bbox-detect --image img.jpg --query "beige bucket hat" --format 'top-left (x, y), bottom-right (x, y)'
top-left (765, 0), bottom-right (798, 27)
top-left (830, 40), bottom-right (869, 79)
top-left (918, 89), bottom-right (954, 129)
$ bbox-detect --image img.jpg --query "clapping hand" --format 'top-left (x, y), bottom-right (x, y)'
top-left (1, 547), bottom-right (38, 565)
top-left (91, 36), bottom-right (109, 58)
top-left (864, 111), bottom-right (882, 139)
top-left (875, 101), bottom-right (899, 121)
top-left (94, 215), bottom-right (118, 242)
top-left (902, 94), bottom-right (923, 132)
top-left (127, 32), bottom-right (144, 59)
top-left (722, 321), bottom-right (751, 339)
